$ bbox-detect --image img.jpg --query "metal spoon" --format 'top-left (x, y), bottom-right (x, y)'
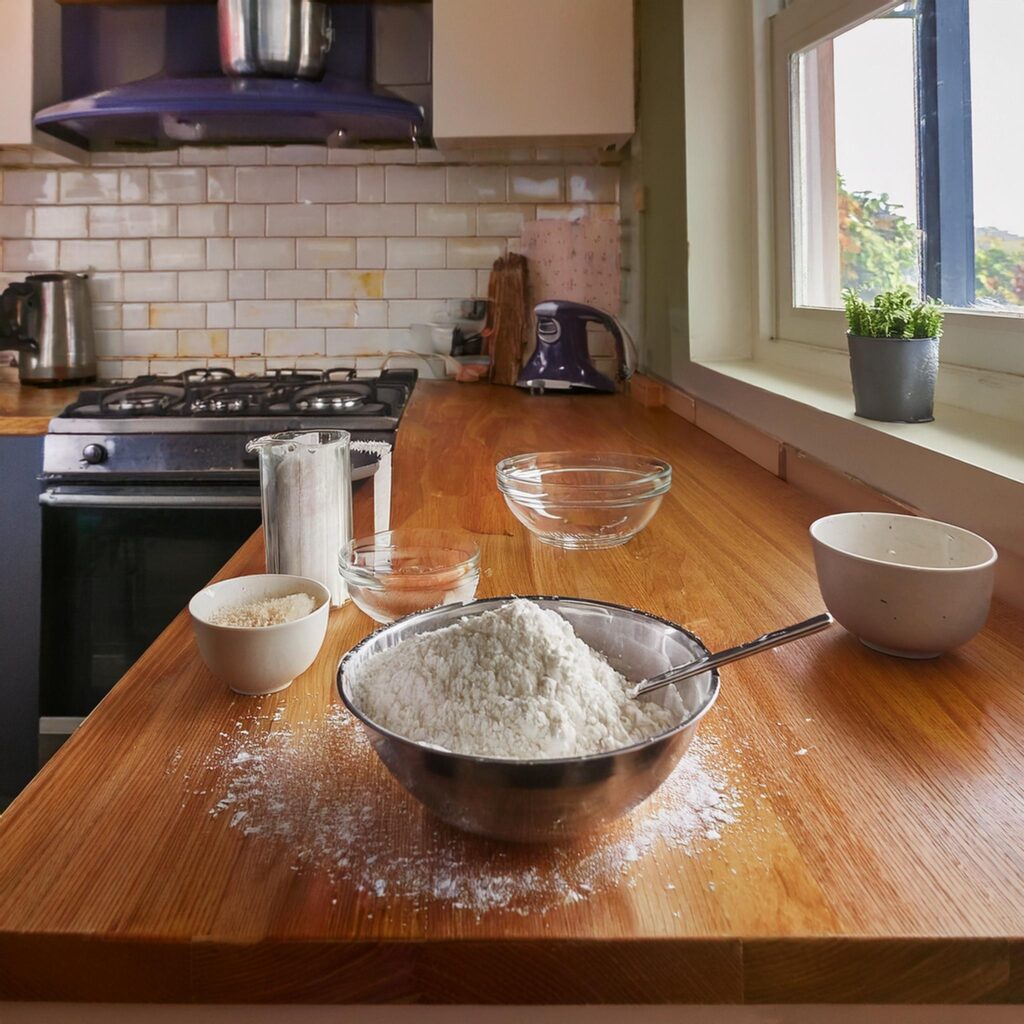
top-left (631, 612), bottom-right (834, 698)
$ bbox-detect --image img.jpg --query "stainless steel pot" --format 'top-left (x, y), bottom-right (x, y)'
top-left (218, 0), bottom-right (334, 80)
top-left (337, 597), bottom-right (720, 843)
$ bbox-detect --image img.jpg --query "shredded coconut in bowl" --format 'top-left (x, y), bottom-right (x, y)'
top-left (211, 592), bottom-right (316, 628)
top-left (347, 599), bottom-right (687, 759)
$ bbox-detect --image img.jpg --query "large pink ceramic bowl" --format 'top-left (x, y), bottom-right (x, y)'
top-left (810, 512), bottom-right (997, 659)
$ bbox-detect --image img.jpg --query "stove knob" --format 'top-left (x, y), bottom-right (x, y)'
top-left (81, 443), bottom-right (108, 466)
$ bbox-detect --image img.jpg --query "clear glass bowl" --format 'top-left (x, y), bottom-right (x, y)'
top-left (339, 528), bottom-right (481, 623)
top-left (495, 452), bottom-right (672, 549)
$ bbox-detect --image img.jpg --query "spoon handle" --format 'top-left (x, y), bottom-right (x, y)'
top-left (633, 612), bottom-right (834, 698)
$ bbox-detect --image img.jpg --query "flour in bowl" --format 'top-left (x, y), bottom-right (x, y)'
top-left (347, 599), bottom-right (686, 758)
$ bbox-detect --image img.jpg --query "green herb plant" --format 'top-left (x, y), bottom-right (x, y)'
top-left (842, 287), bottom-right (944, 339)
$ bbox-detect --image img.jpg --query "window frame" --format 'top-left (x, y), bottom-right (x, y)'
top-left (769, 0), bottom-right (1024, 377)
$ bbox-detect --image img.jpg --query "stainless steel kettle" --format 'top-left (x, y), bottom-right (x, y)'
top-left (0, 273), bottom-right (97, 386)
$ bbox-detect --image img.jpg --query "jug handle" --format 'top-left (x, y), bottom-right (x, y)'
top-left (351, 440), bottom-right (393, 534)
top-left (0, 282), bottom-right (38, 351)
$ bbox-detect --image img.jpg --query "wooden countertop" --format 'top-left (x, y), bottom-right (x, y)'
top-left (2, 381), bottom-right (1024, 1006)
top-left (0, 368), bottom-right (83, 435)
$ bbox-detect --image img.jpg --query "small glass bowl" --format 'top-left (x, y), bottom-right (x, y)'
top-left (495, 452), bottom-right (672, 549)
top-left (339, 528), bottom-right (481, 623)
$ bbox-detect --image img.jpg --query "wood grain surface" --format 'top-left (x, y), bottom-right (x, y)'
top-left (0, 369), bottom-right (83, 435)
top-left (1, 381), bottom-right (1023, 1005)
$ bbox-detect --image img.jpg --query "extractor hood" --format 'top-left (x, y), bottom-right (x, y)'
top-left (32, 3), bottom-right (426, 151)
top-left (33, 75), bottom-right (424, 150)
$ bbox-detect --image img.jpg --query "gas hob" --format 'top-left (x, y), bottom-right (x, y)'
top-left (44, 366), bottom-right (416, 480)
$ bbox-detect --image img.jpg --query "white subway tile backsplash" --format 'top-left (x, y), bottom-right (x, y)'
top-left (383, 270), bottom-right (416, 297)
top-left (3, 239), bottom-right (58, 271)
top-left (267, 269), bottom-right (325, 299)
top-left (122, 303), bottom-right (149, 329)
top-left (179, 270), bottom-right (228, 302)
top-left (327, 204), bottom-right (415, 237)
top-left (416, 269), bottom-right (478, 299)
top-left (150, 238), bottom-right (205, 270)
top-left (150, 168), bottom-right (206, 204)
top-left (119, 240), bottom-right (148, 271)
top-left (90, 205), bottom-right (176, 238)
top-left (326, 270), bottom-right (384, 299)
top-left (237, 167), bottom-right (296, 203)
top-left (229, 204), bottom-right (265, 237)
top-left (59, 170), bottom-right (118, 205)
top-left (357, 166), bottom-right (384, 203)
top-left (229, 270), bottom-right (265, 299)
top-left (149, 302), bottom-right (206, 329)
top-left (268, 145), bottom-right (327, 166)
top-left (123, 272), bottom-right (177, 302)
top-left (0, 207), bottom-right (32, 238)
top-left (297, 167), bottom-right (356, 203)
top-left (387, 237), bottom-right (445, 269)
top-left (206, 238), bottom-right (235, 270)
top-left (566, 165), bottom-right (618, 203)
top-left (233, 357), bottom-right (266, 374)
top-left (385, 166), bottom-right (444, 203)
top-left (235, 238), bottom-right (294, 269)
top-left (416, 204), bottom-right (474, 237)
top-left (265, 328), bottom-right (325, 355)
top-left (4, 171), bottom-right (58, 204)
top-left (207, 301), bottom-right (234, 329)
top-left (508, 167), bottom-right (563, 202)
top-left (236, 299), bottom-right (295, 328)
top-left (59, 239), bottom-right (119, 271)
top-left (179, 329), bottom-right (228, 358)
top-left (0, 148), bottom-right (619, 371)
top-left (119, 169), bottom-right (149, 204)
top-left (229, 329), bottom-right (264, 356)
top-left (355, 300), bottom-right (388, 327)
top-left (356, 237), bottom-right (386, 268)
top-left (207, 167), bottom-right (236, 203)
top-left (179, 204), bottom-right (228, 237)
top-left (446, 237), bottom-right (506, 269)
top-left (476, 204), bottom-right (533, 236)
top-left (446, 166), bottom-right (506, 203)
top-left (266, 203), bottom-right (325, 237)
top-left (295, 300), bottom-right (357, 328)
top-left (123, 329), bottom-right (177, 357)
top-left (296, 238), bottom-right (357, 269)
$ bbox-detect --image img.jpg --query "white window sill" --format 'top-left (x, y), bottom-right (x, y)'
top-left (693, 354), bottom-right (1024, 487)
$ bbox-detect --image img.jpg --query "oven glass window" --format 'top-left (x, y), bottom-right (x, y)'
top-left (40, 505), bottom-right (262, 718)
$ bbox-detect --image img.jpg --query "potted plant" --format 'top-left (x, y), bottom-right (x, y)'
top-left (842, 288), bottom-right (944, 423)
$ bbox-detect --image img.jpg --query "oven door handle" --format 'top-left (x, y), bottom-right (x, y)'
top-left (39, 491), bottom-right (263, 510)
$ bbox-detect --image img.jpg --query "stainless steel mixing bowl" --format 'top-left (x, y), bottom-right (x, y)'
top-left (337, 597), bottom-right (720, 843)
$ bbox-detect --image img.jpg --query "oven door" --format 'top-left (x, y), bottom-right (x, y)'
top-left (38, 484), bottom-right (262, 762)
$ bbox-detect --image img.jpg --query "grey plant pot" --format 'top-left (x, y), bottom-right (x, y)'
top-left (847, 334), bottom-right (939, 423)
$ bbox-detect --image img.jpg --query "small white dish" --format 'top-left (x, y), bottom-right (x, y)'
top-left (810, 512), bottom-right (997, 658)
top-left (189, 574), bottom-right (330, 695)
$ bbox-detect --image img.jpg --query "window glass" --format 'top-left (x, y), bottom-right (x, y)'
top-left (790, 0), bottom-right (1024, 314)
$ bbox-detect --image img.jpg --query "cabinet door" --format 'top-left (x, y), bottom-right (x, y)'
top-left (432, 0), bottom-right (635, 149)
top-left (0, 0), bottom-right (80, 158)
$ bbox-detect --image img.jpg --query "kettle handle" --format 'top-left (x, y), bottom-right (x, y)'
top-left (0, 282), bottom-right (38, 351)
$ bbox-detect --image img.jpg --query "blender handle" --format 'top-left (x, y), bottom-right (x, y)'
top-left (582, 311), bottom-right (636, 383)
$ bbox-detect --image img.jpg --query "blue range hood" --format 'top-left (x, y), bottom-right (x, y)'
top-left (34, 75), bottom-right (424, 150)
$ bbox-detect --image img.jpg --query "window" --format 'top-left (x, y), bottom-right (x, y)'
top-left (772, 0), bottom-right (1024, 375)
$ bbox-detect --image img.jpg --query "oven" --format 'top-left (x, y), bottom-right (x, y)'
top-left (37, 484), bottom-right (262, 760)
top-left (34, 367), bottom-right (415, 764)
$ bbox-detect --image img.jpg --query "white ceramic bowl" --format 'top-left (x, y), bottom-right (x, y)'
top-left (810, 512), bottom-right (997, 658)
top-left (189, 574), bottom-right (330, 695)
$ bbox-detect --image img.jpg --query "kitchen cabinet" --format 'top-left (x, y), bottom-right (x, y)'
top-left (432, 0), bottom-right (635, 149)
top-left (0, 1), bottom-right (78, 158)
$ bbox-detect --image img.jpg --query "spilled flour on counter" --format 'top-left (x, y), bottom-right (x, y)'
top-left (190, 704), bottom-right (739, 917)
